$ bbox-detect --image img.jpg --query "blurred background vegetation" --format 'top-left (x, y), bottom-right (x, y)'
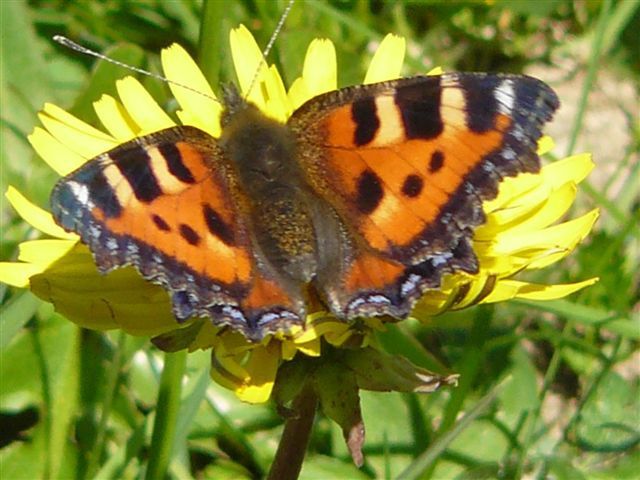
top-left (1, 1), bottom-right (638, 479)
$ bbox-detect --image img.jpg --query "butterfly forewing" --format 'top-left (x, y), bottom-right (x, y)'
top-left (51, 125), bottom-right (306, 339)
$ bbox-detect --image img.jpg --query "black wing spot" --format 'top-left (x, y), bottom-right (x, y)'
top-left (351, 97), bottom-right (380, 146)
top-left (356, 169), bottom-right (384, 214)
top-left (459, 75), bottom-right (500, 133)
top-left (203, 204), bottom-right (235, 246)
top-left (395, 78), bottom-right (443, 139)
top-left (159, 143), bottom-right (196, 183)
top-left (179, 224), bottom-right (201, 246)
top-left (110, 144), bottom-right (162, 203)
top-left (429, 150), bottom-right (445, 173)
top-left (152, 214), bottom-right (171, 232)
top-left (401, 174), bottom-right (424, 198)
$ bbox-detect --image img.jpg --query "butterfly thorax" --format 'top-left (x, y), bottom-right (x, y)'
top-left (219, 98), bottom-right (319, 283)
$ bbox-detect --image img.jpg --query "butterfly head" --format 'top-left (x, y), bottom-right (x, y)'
top-left (220, 83), bottom-right (253, 125)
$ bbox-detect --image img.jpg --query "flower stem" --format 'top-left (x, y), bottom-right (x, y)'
top-left (87, 331), bottom-right (126, 478)
top-left (145, 350), bottom-right (187, 480)
top-left (267, 385), bottom-right (318, 480)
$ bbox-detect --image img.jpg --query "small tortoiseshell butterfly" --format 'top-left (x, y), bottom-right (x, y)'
top-left (50, 50), bottom-right (559, 340)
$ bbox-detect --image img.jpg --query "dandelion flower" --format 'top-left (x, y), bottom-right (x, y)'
top-left (1, 26), bottom-right (597, 407)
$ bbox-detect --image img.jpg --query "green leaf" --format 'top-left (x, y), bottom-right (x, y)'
top-left (572, 372), bottom-right (639, 452)
top-left (343, 347), bottom-right (458, 393)
top-left (499, 345), bottom-right (539, 418)
top-left (588, 449), bottom-right (640, 479)
top-left (42, 315), bottom-right (80, 479)
top-left (547, 457), bottom-right (588, 480)
top-left (94, 417), bottom-right (149, 479)
top-left (300, 454), bottom-right (369, 479)
top-left (0, 291), bottom-right (40, 350)
top-left (151, 320), bottom-right (205, 352)
top-left (375, 322), bottom-right (450, 373)
top-left (496, 0), bottom-right (562, 16)
top-left (313, 360), bottom-right (364, 467)
top-left (397, 380), bottom-right (506, 480)
top-left (358, 391), bottom-right (415, 477)
top-left (517, 299), bottom-right (636, 338)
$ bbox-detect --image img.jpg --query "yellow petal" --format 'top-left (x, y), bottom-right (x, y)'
top-left (0, 262), bottom-right (44, 287)
top-left (287, 77), bottom-right (310, 111)
top-left (281, 339), bottom-right (298, 360)
top-left (42, 103), bottom-right (114, 141)
top-left (293, 314), bottom-right (348, 344)
top-left (290, 338), bottom-right (322, 358)
top-left (39, 109), bottom-right (117, 159)
top-left (161, 43), bottom-right (222, 137)
top-left (364, 34), bottom-right (405, 84)
top-left (537, 135), bottom-right (555, 155)
top-left (302, 38), bottom-right (337, 97)
top-left (263, 64), bottom-right (291, 122)
top-left (236, 344), bottom-right (280, 403)
top-left (29, 243), bottom-right (176, 334)
top-left (211, 351), bottom-right (245, 392)
top-left (214, 346), bottom-right (250, 382)
top-left (514, 278), bottom-right (599, 300)
top-left (217, 330), bottom-right (259, 355)
top-left (478, 254), bottom-right (528, 276)
top-left (482, 278), bottom-right (599, 303)
top-left (491, 210), bottom-right (599, 257)
top-left (450, 274), bottom-right (494, 309)
top-left (230, 25), bottom-right (268, 110)
top-left (479, 279), bottom-right (519, 303)
top-left (28, 127), bottom-right (87, 175)
top-left (93, 94), bottom-right (138, 141)
top-left (5, 187), bottom-right (77, 239)
top-left (427, 67), bottom-right (444, 76)
top-left (482, 182), bottom-right (577, 237)
top-left (506, 183), bottom-right (577, 234)
top-left (116, 77), bottom-right (175, 133)
top-left (480, 182), bottom-right (553, 234)
top-left (18, 239), bottom-right (76, 267)
top-left (541, 153), bottom-right (594, 187)
top-left (484, 171), bottom-right (542, 212)
top-left (524, 212), bottom-right (599, 270)
top-left (324, 327), bottom-right (355, 347)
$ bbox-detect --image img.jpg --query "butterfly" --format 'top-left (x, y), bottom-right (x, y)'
top-left (50, 71), bottom-right (559, 341)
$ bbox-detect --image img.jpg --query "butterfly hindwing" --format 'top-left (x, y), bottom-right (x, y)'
top-left (289, 73), bottom-right (559, 318)
top-left (51, 125), bottom-right (305, 339)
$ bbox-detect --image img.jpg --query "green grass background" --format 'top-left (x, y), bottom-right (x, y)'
top-left (1, 1), bottom-right (638, 479)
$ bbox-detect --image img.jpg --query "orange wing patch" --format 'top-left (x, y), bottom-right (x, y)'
top-left (90, 136), bottom-right (252, 285)
top-left (343, 252), bottom-right (405, 293)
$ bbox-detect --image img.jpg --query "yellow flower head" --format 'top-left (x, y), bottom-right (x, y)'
top-left (1, 26), bottom-right (597, 403)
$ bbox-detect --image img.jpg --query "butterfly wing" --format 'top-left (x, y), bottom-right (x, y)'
top-left (51, 126), bottom-right (305, 339)
top-left (289, 73), bottom-right (559, 318)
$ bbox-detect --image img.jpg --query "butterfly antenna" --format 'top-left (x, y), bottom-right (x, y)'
top-left (244, 0), bottom-right (295, 100)
top-left (53, 35), bottom-right (220, 104)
